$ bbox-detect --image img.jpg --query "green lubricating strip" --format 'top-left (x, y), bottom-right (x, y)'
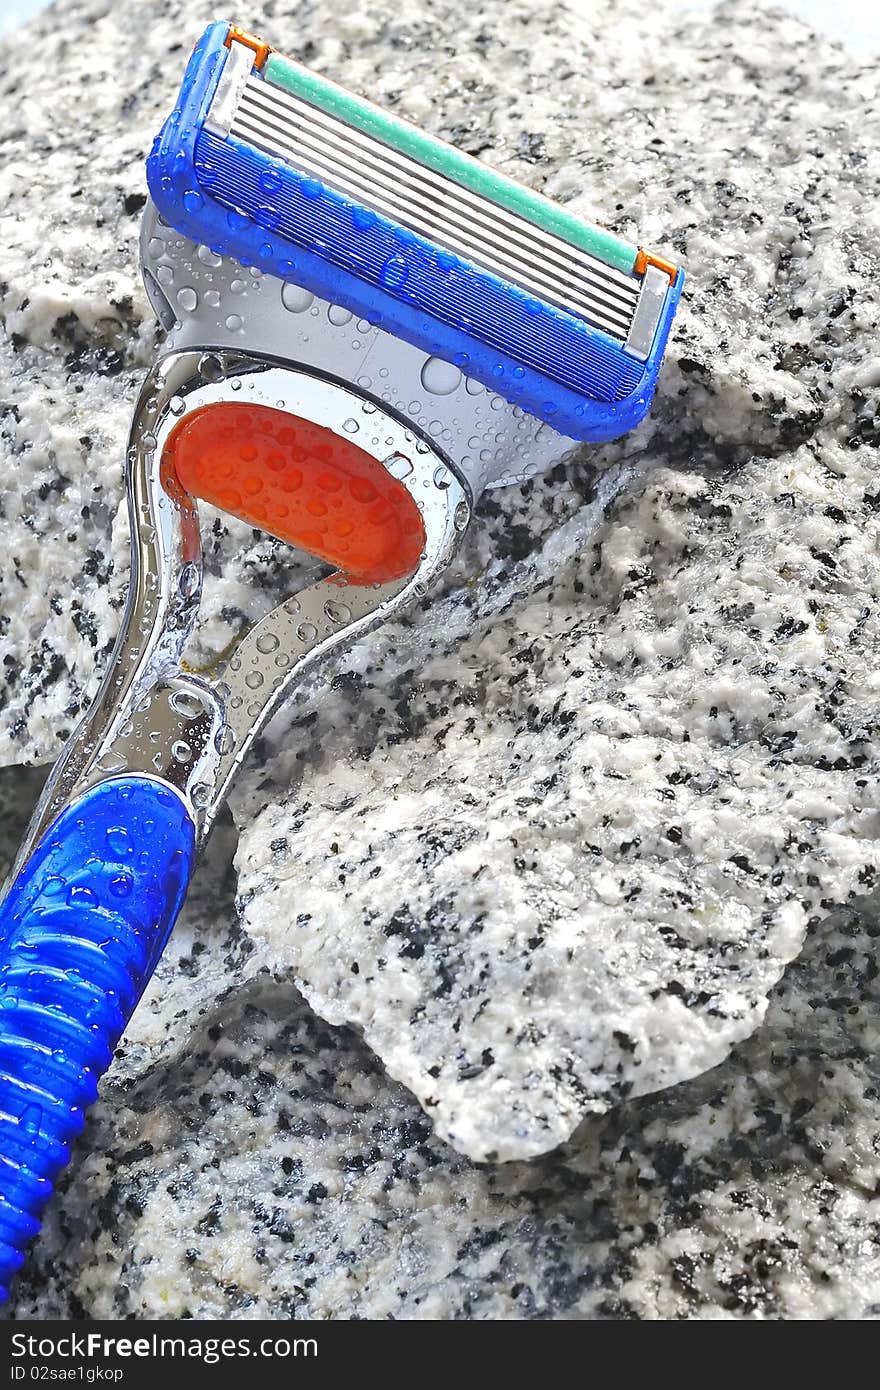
top-left (263, 52), bottom-right (639, 277)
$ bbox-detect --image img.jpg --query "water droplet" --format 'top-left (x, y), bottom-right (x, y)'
top-left (97, 750), bottom-right (127, 773)
top-left (380, 255), bottom-right (409, 289)
top-left (215, 728), bottom-right (236, 758)
top-left (225, 313), bottom-right (243, 331)
top-left (230, 278), bottom-right (246, 295)
top-left (183, 189), bottom-right (204, 214)
top-left (147, 236), bottom-right (165, 259)
top-left (169, 688), bottom-right (204, 718)
top-left (106, 826), bottom-right (131, 856)
top-left (67, 884), bottom-right (98, 907)
top-left (219, 485), bottom-right (241, 513)
top-left (420, 357), bottom-right (462, 396)
top-left (205, 289), bottom-right (221, 309)
top-left (191, 783), bottom-right (212, 809)
top-left (260, 168), bottom-right (283, 194)
top-left (282, 283), bottom-right (314, 313)
top-left (454, 499), bottom-right (470, 531)
top-left (19, 1104), bottom-right (42, 1141)
top-left (342, 418), bottom-right (359, 433)
top-left (296, 621), bottom-right (318, 644)
top-left (385, 452), bottom-right (413, 479)
top-left (178, 561), bottom-right (199, 598)
top-left (198, 353), bottom-right (224, 383)
top-left (328, 304), bottom-right (353, 326)
top-left (433, 465), bottom-right (451, 489)
top-left (109, 872), bottom-right (133, 899)
top-left (324, 599), bottom-right (351, 624)
top-left (301, 176), bottom-right (323, 199)
top-left (255, 631), bottom-right (280, 653)
top-left (156, 264), bottom-right (173, 286)
top-left (198, 244), bottom-right (222, 267)
top-left (245, 670), bottom-right (264, 690)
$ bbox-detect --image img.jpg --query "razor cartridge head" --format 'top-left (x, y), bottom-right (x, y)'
top-left (147, 21), bottom-right (683, 447)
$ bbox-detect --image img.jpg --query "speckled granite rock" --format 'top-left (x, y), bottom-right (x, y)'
top-left (3, 761), bottom-right (880, 1319)
top-left (230, 0), bottom-right (880, 1159)
top-left (2, 0), bottom-right (880, 1317)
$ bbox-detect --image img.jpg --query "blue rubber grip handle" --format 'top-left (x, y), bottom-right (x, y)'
top-left (0, 775), bottom-right (195, 1301)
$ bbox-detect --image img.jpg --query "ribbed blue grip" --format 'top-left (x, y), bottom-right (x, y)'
top-left (0, 775), bottom-right (195, 1301)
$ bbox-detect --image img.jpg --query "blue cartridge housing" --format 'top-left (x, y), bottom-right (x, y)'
top-left (147, 22), bottom-right (684, 443)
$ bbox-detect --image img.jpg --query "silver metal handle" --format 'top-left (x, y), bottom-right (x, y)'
top-left (11, 349), bottom-right (471, 878)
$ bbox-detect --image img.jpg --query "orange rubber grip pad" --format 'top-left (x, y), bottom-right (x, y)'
top-left (163, 403), bottom-right (426, 584)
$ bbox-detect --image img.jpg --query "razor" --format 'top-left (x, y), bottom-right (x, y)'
top-left (0, 21), bottom-right (683, 1299)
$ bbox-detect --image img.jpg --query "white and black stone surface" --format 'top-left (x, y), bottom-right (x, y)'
top-left (1, 0), bottom-right (879, 1317)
